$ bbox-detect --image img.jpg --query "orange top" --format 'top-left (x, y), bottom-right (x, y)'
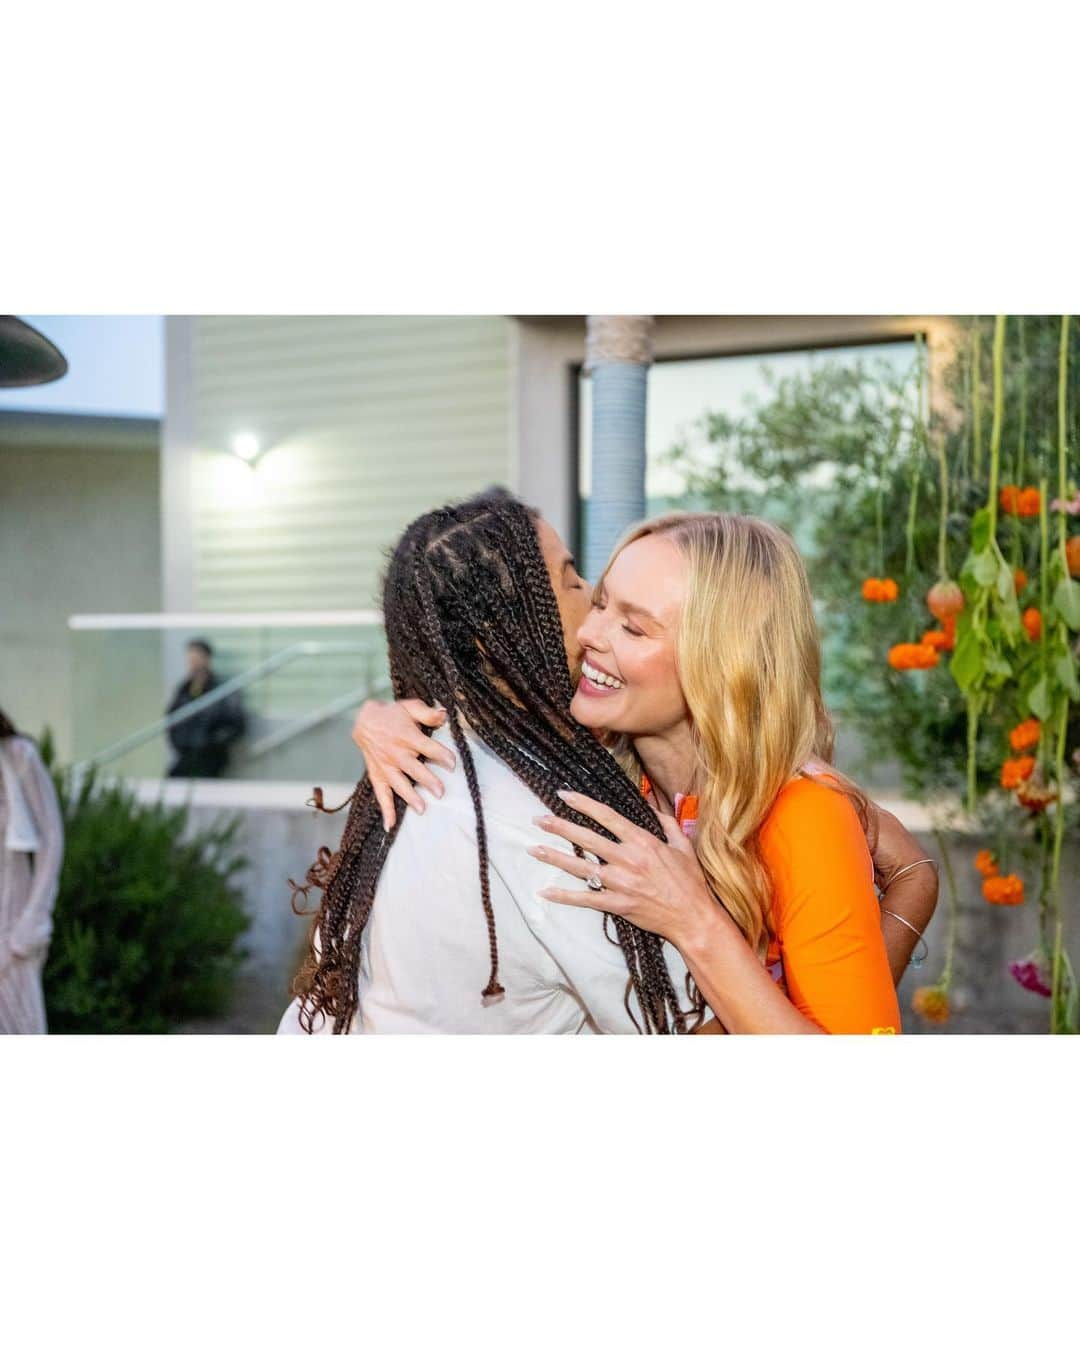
top-left (642, 773), bottom-right (901, 1034)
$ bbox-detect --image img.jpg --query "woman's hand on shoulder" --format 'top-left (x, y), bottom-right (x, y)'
top-left (351, 698), bottom-right (456, 831)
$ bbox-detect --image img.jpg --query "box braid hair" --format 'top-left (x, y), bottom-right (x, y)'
top-left (290, 488), bottom-right (700, 1034)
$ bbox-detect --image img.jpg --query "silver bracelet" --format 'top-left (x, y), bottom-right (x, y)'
top-left (880, 906), bottom-right (929, 968)
top-left (882, 856), bottom-right (938, 890)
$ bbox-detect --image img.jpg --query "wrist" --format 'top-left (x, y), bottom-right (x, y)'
top-left (672, 892), bottom-right (734, 961)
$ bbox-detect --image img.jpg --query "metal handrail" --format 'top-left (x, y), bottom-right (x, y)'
top-left (241, 679), bottom-right (392, 761)
top-left (75, 639), bottom-right (375, 771)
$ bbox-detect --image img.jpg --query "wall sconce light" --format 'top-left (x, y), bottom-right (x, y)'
top-left (231, 431), bottom-right (261, 465)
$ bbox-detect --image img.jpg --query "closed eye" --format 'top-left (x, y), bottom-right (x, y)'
top-left (622, 623), bottom-right (645, 637)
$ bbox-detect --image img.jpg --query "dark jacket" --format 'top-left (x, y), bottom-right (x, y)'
top-left (166, 672), bottom-right (246, 755)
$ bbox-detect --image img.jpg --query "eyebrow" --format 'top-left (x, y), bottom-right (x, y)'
top-left (560, 554), bottom-right (577, 573)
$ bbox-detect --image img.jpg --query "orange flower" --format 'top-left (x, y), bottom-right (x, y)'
top-left (1016, 779), bottom-right (1058, 813)
top-left (982, 873), bottom-right (1025, 906)
top-left (927, 580), bottom-right (965, 620)
top-left (999, 484), bottom-right (1020, 515)
top-left (974, 849), bottom-right (999, 878)
top-left (921, 629), bottom-right (951, 651)
top-left (1067, 536), bottom-right (1080, 578)
top-left (1022, 607), bottom-right (1041, 641)
top-left (912, 986), bottom-right (950, 1024)
top-left (888, 642), bottom-right (940, 671)
top-left (1017, 487), bottom-right (1041, 517)
top-left (1013, 568), bottom-right (1028, 594)
top-left (1000, 756), bottom-right (1036, 790)
top-left (863, 577), bottom-right (899, 602)
top-left (1009, 718), bottom-right (1041, 752)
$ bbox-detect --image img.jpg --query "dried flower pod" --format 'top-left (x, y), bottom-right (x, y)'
top-left (927, 579), bottom-right (964, 620)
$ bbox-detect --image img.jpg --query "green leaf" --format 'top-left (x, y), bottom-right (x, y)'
top-left (950, 629), bottom-right (984, 693)
top-left (1028, 676), bottom-right (1052, 720)
top-left (985, 648), bottom-right (1013, 680)
top-left (996, 560), bottom-right (1015, 602)
top-left (1057, 654), bottom-right (1080, 700)
top-left (1053, 577), bottom-right (1080, 630)
top-left (972, 550), bottom-right (998, 587)
top-left (971, 507), bottom-right (993, 554)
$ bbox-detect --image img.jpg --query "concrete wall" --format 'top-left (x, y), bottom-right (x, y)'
top-left (0, 414), bottom-right (161, 758)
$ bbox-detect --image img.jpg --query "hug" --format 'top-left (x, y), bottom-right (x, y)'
top-left (279, 488), bottom-right (937, 1034)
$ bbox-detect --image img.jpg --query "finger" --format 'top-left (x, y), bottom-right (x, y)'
top-left (387, 768), bottom-right (426, 815)
top-left (403, 759), bottom-right (446, 799)
top-left (526, 844), bottom-right (616, 886)
top-left (371, 778), bottom-right (397, 832)
top-left (532, 813), bottom-right (621, 863)
top-left (555, 789), bottom-right (646, 843)
top-left (537, 885), bottom-right (620, 913)
top-left (654, 811), bottom-right (687, 847)
top-left (416, 734), bottom-right (456, 771)
top-left (403, 698), bottom-right (450, 729)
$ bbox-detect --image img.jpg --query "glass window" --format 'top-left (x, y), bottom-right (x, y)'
top-left (578, 340), bottom-right (918, 562)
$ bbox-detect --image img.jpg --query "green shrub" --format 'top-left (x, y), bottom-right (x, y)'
top-left (40, 733), bottom-right (250, 1033)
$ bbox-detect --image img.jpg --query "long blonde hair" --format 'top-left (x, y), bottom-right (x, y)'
top-left (600, 511), bottom-right (845, 957)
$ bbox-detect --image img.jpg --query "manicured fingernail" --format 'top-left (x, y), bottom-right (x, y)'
top-left (537, 888), bottom-right (555, 899)
top-left (532, 814), bottom-right (552, 827)
top-left (526, 845), bottom-right (545, 859)
top-left (433, 784), bottom-right (444, 798)
top-left (556, 789), bottom-right (573, 802)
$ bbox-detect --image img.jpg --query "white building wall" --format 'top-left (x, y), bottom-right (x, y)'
top-left (164, 315), bottom-right (515, 613)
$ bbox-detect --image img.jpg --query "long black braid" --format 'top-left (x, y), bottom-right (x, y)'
top-left (291, 489), bottom-right (696, 1033)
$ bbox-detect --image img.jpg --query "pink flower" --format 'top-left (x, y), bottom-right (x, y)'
top-left (1008, 957), bottom-right (1052, 998)
top-left (1050, 490), bottom-right (1080, 516)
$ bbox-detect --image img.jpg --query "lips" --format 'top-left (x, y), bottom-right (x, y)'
top-left (578, 657), bottom-right (624, 696)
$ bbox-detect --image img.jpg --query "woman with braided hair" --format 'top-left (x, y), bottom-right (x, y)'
top-left (353, 510), bottom-right (940, 1033)
top-left (280, 488), bottom-right (700, 1034)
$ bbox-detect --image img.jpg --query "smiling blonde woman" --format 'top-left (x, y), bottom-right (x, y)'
top-left (531, 512), bottom-right (903, 1034)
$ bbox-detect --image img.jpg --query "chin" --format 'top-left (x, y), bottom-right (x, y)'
top-left (569, 688), bottom-right (603, 727)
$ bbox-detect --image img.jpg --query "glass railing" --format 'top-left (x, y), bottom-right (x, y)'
top-left (68, 611), bottom-right (388, 782)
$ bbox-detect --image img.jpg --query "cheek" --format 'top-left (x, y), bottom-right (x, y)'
top-left (621, 641), bottom-right (684, 712)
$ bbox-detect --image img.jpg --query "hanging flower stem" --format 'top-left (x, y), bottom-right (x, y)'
top-left (1058, 315), bottom-right (1071, 554)
top-left (965, 695), bottom-right (980, 815)
top-left (1049, 314), bottom-right (1072, 1032)
top-left (987, 316), bottom-right (1006, 536)
top-left (1016, 316), bottom-right (1028, 487)
top-left (932, 826), bottom-right (960, 994)
top-left (1049, 695), bottom-right (1069, 1028)
top-left (972, 318), bottom-right (983, 479)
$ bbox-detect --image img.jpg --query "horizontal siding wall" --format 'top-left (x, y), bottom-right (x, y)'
top-left (189, 316), bottom-right (514, 613)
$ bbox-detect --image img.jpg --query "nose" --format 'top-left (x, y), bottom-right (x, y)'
top-left (576, 601), bottom-right (606, 653)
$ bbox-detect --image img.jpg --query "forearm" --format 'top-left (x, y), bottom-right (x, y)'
top-left (879, 870), bottom-right (939, 985)
top-left (675, 906), bottom-right (823, 1035)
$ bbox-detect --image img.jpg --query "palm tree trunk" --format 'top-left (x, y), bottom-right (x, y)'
top-left (584, 315), bottom-right (655, 579)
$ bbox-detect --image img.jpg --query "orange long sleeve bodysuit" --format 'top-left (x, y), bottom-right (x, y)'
top-left (647, 774), bottom-right (902, 1034)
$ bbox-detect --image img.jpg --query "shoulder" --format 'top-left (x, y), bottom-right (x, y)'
top-left (759, 775), bottom-right (866, 866)
top-left (3, 734), bottom-right (41, 771)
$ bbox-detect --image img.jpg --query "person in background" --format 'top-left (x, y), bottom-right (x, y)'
top-left (0, 705), bottom-right (64, 1034)
top-left (166, 638), bottom-right (247, 779)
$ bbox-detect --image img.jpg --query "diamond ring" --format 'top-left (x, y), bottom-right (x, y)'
top-left (586, 871), bottom-right (604, 892)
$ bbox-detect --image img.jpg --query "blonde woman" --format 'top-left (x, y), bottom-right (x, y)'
top-left (353, 512), bottom-right (937, 1033)
top-left (526, 512), bottom-right (903, 1033)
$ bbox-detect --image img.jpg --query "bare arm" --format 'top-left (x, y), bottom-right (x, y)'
top-left (867, 803), bottom-right (939, 984)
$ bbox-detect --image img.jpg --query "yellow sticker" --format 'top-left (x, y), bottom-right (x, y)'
top-left (871, 1027), bottom-right (897, 1035)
